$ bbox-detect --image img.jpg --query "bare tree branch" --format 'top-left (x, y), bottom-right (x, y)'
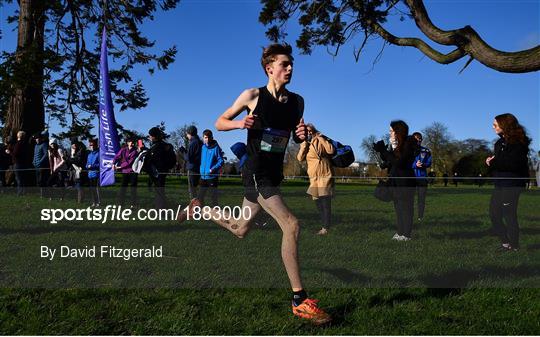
top-left (404, 0), bottom-right (540, 73)
top-left (369, 21), bottom-right (466, 64)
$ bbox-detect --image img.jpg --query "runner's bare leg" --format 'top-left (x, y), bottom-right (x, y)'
top-left (256, 194), bottom-right (303, 290)
top-left (208, 197), bottom-right (261, 238)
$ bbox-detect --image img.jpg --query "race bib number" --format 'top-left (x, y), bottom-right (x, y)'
top-left (260, 128), bottom-right (290, 153)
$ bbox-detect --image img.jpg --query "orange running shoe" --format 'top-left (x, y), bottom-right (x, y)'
top-left (176, 198), bottom-right (202, 223)
top-left (292, 298), bottom-right (332, 325)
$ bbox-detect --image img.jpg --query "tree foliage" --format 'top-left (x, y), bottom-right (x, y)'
top-left (0, 0), bottom-right (180, 139)
top-left (260, 0), bottom-right (540, 73)
top-left (360, 134), bottom-right (381, 164)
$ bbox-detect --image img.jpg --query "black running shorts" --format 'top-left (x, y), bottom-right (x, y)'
top-left (242, 170), bottom-right (283, 203)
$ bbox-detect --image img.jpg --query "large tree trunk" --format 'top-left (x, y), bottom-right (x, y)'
top-left (4, 0), bottom-right (46, 139)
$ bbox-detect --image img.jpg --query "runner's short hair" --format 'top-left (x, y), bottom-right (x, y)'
top-left (261, 43), bottom-right (293, 76)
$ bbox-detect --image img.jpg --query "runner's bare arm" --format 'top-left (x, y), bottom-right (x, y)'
top-left (215, 88), bottom-right (259, 131)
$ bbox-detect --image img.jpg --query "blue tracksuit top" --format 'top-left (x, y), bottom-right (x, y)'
top-left (200, 140), bottom-right (224, 180)
top-left (412, 146), bottom-right (432, 178)
top-left (86, 150), bottom-right (100, 179)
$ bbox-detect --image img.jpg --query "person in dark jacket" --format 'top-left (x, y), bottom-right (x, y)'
top-left (411, 132), bottom-right (432, 221)
top-left (374, 120), bottom-right (418, 241)
top-left (197, 129), bottom-right (224, 206)
top-left (184, 125), bottom-right (202, 199)
top-left (485, 113), bottom-right (530, 251)
top-left (86, 139), bottom-right (101, 207)
top-left (114, 137), bottom-right (139, 206)
top-left (67, 140), bottom-right (87, 203)
top-left (33, 131), bottom-right (50, 198)
top-left (146, 127), bottom-right (170, 209)
top-left (12, 131), bottom-right (32, 196)
top-left (0, 142), bottom-right (11, 188)
top-left (3, 136), bottom-right (16, 188)
top-left (452, 172), bottom-right (459, 187)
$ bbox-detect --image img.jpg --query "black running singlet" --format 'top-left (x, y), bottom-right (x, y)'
top-left (245, 86), bottom-right (304, 177)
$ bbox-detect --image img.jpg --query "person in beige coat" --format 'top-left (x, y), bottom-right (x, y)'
top-left (297, 123), bottom-right (335, 235)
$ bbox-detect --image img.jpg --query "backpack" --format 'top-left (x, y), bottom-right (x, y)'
top-left (163, 143), bottom-right (177, 171)
top-left (330, 139), bottom-right (355, 168)
top-left (132, 149), bottom-right (148, 174)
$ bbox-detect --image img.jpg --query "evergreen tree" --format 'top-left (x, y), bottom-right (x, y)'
top-left (0, 0), bottom-right (179, 140)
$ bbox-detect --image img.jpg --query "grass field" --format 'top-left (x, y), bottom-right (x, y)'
top-left (1, 176), bottom-right (539, 334)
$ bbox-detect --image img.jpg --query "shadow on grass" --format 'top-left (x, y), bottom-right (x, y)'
top-left (526, 243), bottom-right (540, 251)
top-left (420, 265), bottom-right (540, 288)
top-left (429, 228), bottom-right (493, 240)
top-left (367, 288), bottom-right (462, 308)
top-left (317, 267), bottom-right (372, 285)
top-left (521, 227), bottom-right (540, 235)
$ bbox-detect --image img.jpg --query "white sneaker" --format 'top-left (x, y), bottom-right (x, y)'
top-left (316, 228), bottom-right (328, 235)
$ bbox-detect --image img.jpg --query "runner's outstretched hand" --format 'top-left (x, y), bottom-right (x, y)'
top-left (295, 118), bottom-right (307, 141)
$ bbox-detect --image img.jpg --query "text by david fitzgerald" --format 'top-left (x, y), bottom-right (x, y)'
top-left (41, 245), bottom-right (163, 261)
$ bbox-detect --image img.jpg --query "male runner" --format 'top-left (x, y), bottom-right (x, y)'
top-left (179, 43), bottom-right (331, 325)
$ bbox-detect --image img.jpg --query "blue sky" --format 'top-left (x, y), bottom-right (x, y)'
top-left (1, 0), bottom-right (539, 161)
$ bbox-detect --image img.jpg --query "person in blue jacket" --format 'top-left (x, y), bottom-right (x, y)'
top-left (32, 131), bottom-right (50, 198)
top-left (412, 132), bottom-right (432, 221)
top-left (197, 129), bottom-right (223, 206)
top-left (86, 138), bottom-right (101, 207)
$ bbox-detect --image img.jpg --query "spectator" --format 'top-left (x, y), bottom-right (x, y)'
top-left (67, 139), bottom-right (88, 203)
top-left (374, 120), bottom-right (418, 241)
top-left (0, 142), bottom-right (11, 188)
top-left (3, 136), bottom-right (16, 188)
top-left (47, 139), bottom-right (68, 200)
top-left (412, 132), bottom-right (432, 221)
top-left (297, 123), bottom-right (335, 235)
top-left (114, 137), bottom-right (139, 207)
top-left (12, 131), bottom-right (31, 196)
top-left (86, 139), bottom-right (101, 207)
top-left (428, 169), bottom-right (436, 186)
top-left (485, 113), bottom-right (530, 251)
top-left (443, 172), bottom-right (449, 187)
top-left (197, 129), bottom-right (224, 206)
top-left (33, 132), bottom-right (50, 198)
top-left (145, 127), bottom-right (171, 209)
top-left (184, 125), bottom-right (202, 200)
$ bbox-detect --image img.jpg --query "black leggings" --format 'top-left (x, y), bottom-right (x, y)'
top-left (489, 187), bottom-right (522, 248)
top-left (118, 173), bottom-right (138, 206)
top-left (88, 177), bottom-right (101, 205)
top-left (393, 187), bottom-right (415, 237)
top-left (315, 196), bottom-right (332, 229)
top-left (198, 178), bottom-right (219, 207)
top-left (416, 181), bottom-right (428, 219)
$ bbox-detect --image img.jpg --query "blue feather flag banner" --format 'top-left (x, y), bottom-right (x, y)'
top-left (98, 27), bottom-right (120, 187)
